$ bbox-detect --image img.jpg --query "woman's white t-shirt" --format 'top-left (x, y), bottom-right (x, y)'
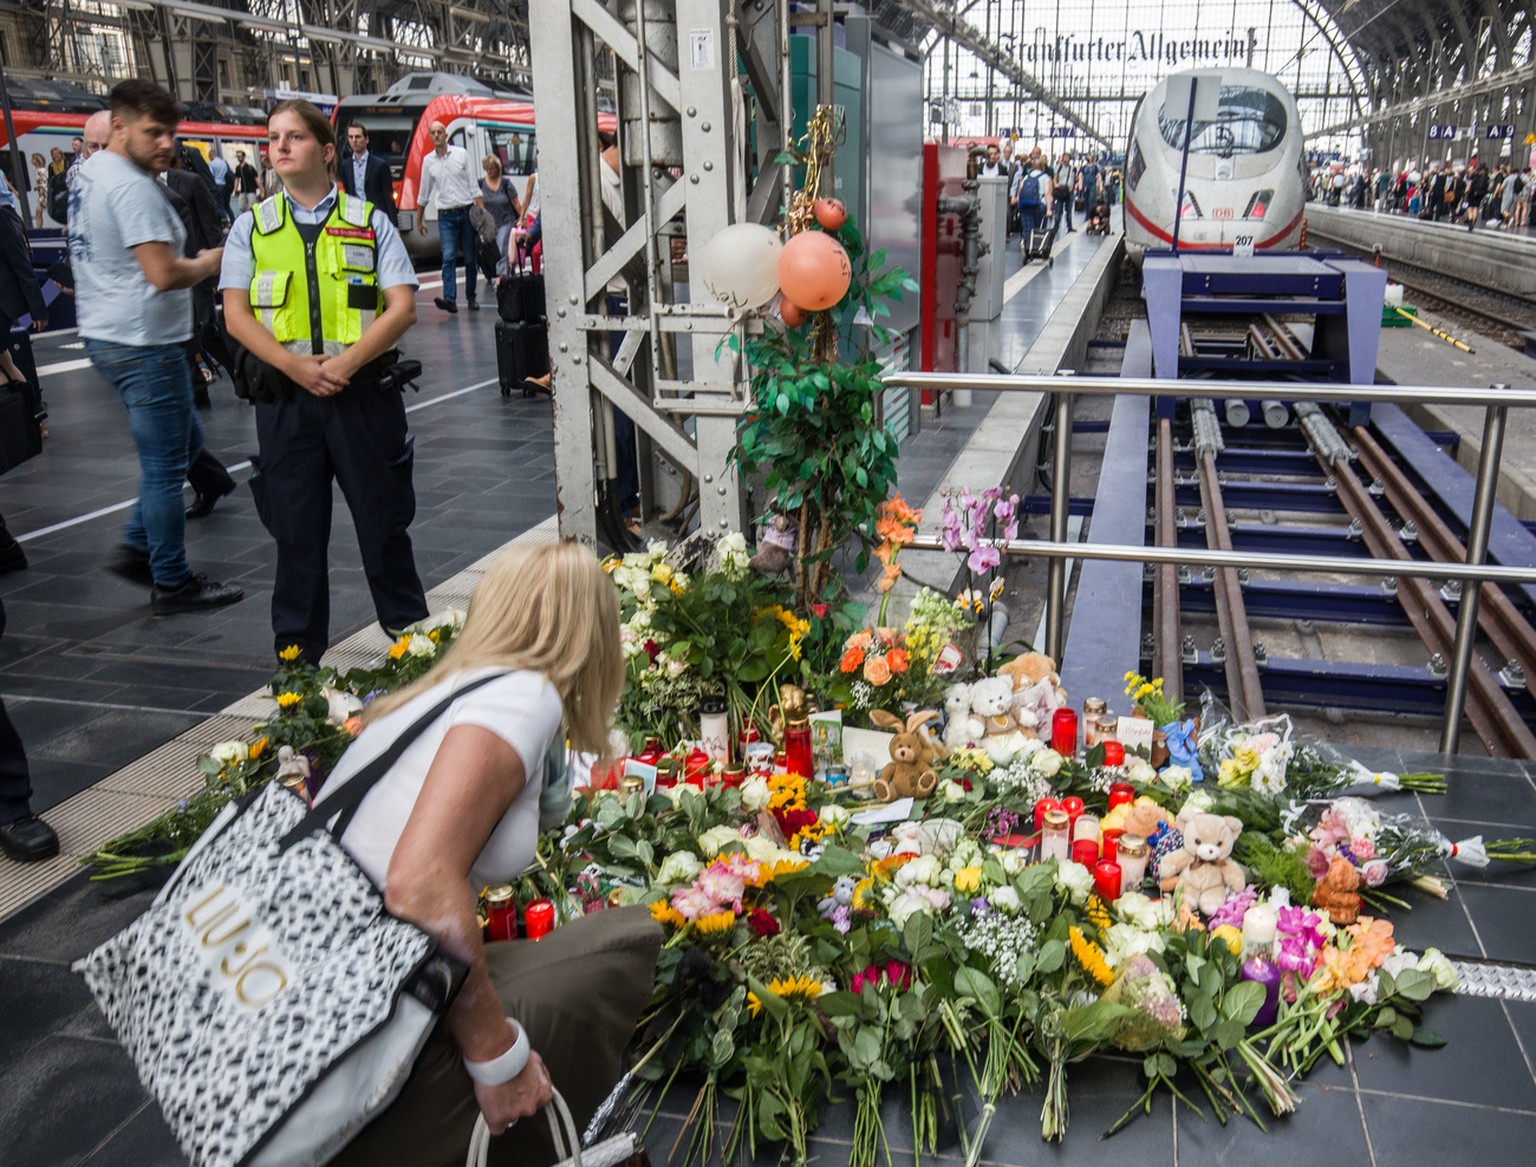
top-left (318, 667), bottom-right (563, 892)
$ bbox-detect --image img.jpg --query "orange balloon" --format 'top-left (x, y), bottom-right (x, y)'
top-left (777, 231), bottom-right (853, 312)
top-left (813, 197), bottom-right (847, 230)
top-left (778, 295), bottom-right (808, 327)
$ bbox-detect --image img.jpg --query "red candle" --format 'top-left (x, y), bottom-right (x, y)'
top-left (1101, 828), bottom-right (1124, 863)
top-left (684, 746), bottom-right (712, 786)
top-left (1071, 838), bottom-right (1099, 868)
top-left (1107, 782), bottom-right (1136, 811)
top-left (1033, 797), bottom-right (1061, 835)
top-left (523, 897), bottom-right (555, 941)
top-left (1060, 796), bottom-right (1085, 834)
top-left (485, 886), bottom-right (517, 942)
top-left (1093, 858), bottom-right (1123, 902)
top-left (1051, 708), bottom-right (1079, 756)
top-left (1102, 740), bottom-right (1126, 767)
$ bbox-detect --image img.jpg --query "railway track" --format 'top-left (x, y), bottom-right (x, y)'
top-left (1152, 398), bottom-right (1536, 758)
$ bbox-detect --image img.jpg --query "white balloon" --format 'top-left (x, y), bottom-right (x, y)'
top-left (697, 223), bottom-right (783, 309)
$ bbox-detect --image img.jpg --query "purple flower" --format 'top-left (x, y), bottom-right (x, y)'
top-left (830, 904), bottom-right (852, 934)
top-left (967, 544), bottom-right (1001, 574)
top-left (986, 807), bottom-right (1020, 838)
top-left (1206, 885), bottom-right (1258, 931)
top-left (970, 896), bottom-right (992, 914)
top-left (940, 497), bottom-right (963, 552)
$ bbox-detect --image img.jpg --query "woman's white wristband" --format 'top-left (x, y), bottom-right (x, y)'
top-left (463, 1018), bottom-right (530, 1086)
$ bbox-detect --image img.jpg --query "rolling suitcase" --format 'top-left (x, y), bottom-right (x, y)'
top-left (496, 319), bottom-right (549, 397)
top-left (496, 241), bottom-right (545, 325)
top-left (1022, 223), bottom-right (1057, 266)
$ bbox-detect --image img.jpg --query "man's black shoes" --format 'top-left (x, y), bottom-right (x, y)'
top-left (151, 573), bottom-right (244, 615)
top-left (106, 546), bottom-right (153, 585)
top-left (434, 296), bottom-right (459, 314)
top-left (0, 539), bottom-right (26, 576)
top-left (186, 482), bottom-right (237, 520)
top-left (0, 816), bottom-right (60, 863)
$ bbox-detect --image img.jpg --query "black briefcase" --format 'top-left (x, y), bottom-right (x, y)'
top-left (495, 319), bottom-right (549, 397)
top-left (496, 271), bottom-right (545, 325)
top-left (0, 379), bottom-right (43, 475)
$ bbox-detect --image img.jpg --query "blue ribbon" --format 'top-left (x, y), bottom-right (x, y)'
top-left (1161, 718), bottom-right (1203, 783)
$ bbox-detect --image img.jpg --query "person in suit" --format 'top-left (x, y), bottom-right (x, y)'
top-left (0, 169), bottom-right (47, 388)
top-left (0, 595), bottom-right (58, 863)
top-left (342, 124), bottom-right (398, 226)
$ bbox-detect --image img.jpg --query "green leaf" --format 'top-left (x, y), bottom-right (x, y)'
top-left (1409, 1026), bottom-right (1447, 1048)
top-left (903, 912), bottom-right (933, 960)
top-left (1189, 992), bottom-right (1218, 1032)
top-left (1037, 938), bottom-right (1066, 974)
top-left (1391, 1015), bottom-right (1415, 1041)
top-left (1219, 981), bottom-right (1266, 1027)
top-left (1393, 969), bottom-right (1435, 1002)
top-left (954, 966), bottom-right (1002, 1018)
top-left (710, 1029), bottom-right (735, 1068)
top-left (1062, 1000), bottom-right (1132, 1045)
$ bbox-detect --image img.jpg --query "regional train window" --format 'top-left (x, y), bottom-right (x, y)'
top-left (486, 128), bottom-right (536, 178)
top-left (1157, 86), bottom-right (1287, 157)
top-left (335, 113), bottom-right (417, 177)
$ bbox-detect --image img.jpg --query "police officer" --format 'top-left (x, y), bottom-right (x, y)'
top-left (220, 99), bottom-right (427, 664)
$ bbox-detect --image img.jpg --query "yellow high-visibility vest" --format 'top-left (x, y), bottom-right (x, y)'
top-left (248, 191), bottom-right (380, 356)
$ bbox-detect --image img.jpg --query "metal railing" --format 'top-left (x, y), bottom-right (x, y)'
top-left (882, 371), bottom-right (1536, 755)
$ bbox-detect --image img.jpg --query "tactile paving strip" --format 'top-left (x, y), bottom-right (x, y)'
top-left (1449, 958), bottom-right (1536, 1003)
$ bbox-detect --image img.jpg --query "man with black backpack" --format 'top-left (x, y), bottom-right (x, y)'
top-left (1012, 155), bottom-right (1049, 235)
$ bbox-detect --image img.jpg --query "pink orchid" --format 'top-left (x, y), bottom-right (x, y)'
top-left (967, 544), bottom-right (1001, 574)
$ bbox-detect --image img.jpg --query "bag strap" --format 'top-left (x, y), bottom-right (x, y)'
top-left (467, 1088), bottom-right (584, 1167)
top-left (278, 672), bottom-right (504, 851)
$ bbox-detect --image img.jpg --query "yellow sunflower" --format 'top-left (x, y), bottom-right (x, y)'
top-left (693, 910), bottom-right (738, 936)
top-left (277, 644), bottom-right (302, 662)
top-left (648, 900), bottom-right (686, 929)
top-left (275, 692), bottom-right (302, 710)
top-left (1069, 925), bottom-right (1114, 987)
top-left (746, 974), bottom-right (824, 1017)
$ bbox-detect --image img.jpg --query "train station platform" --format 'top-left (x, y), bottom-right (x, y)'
top-left (5, 224), bottom-right (1536, 1167)
top-left (1304, 202), bottom-right (1536, 298)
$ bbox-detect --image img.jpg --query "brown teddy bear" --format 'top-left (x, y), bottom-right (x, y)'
top-left (1157, 810), bottom-right (1245, 915)
top-left (1103, 797), bottom-right (1169, 841)
top-left (1311, 855), bottom-right (1363, 925)
top-left (996, 651), bottom-right (1068, 737)
top-left (870, 710), bottom-right (942, 801)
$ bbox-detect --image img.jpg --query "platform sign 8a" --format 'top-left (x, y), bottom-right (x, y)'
top-left (1427, 124), bottom-right (1460, 141)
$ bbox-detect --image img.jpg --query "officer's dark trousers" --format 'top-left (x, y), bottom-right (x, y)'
top-left (250, 385), bottom-right (428, 663)
top-left (0, 598), bottom-right (35, 826)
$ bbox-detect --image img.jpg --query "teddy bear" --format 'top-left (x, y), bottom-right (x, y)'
top-left (1311, 855), bottom-right (1363, 925)
top-left (996, 651), bottom-right (1067, 737)
top-left (870, 710), bottom-right (942, 801)
top-left (1156, 810), bottom-right (1245, 915)
top-left (942, 682), bottom-right (985, 751)
top-left (968, 676), bottom-right (1029, 765)
top-left (749, 513), bottom-right (797, 576)
top-left (1101, 797), bottom-right (1169, 843)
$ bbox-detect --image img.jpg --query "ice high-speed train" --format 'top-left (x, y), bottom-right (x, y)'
top-left (1124, 67), bottom-right (1307, 263)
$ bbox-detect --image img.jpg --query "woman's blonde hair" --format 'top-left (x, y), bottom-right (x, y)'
top-left (363, 540), bottom-right (624, 756)
top-left (482, 154), bottom-right (502, 178)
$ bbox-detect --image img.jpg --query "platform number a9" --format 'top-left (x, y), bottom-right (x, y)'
top-left (1233, 234), bottom-right (1255, 258)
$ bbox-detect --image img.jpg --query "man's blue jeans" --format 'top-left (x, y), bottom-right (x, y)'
top-left (436, 206), bottom-right (477, 305)
top-left (85, 339), bottom-right (200, 587)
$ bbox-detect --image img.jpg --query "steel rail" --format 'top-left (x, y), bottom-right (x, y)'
top-left (1197, 451), bottom-right (1268, 722)
top-left (1351, 426), bottom-right (1536, 706)
top-left (1317, 448), bottom-right (1536, 758)
top-left (1152, 420), bottom-right (1183, 700)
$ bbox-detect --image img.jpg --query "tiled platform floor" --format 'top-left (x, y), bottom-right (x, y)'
top-left (6, 231), bottom-right (1535, 1163)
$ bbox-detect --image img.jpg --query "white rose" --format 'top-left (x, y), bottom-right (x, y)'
top-left (1158, 765), bottom-right (1193, 793)
top-left (886, 890), bottom-right (933, 928)
top-left (658, 782), bottom-right (690, 807)
top-left (1416, 947), bottom-right (1459, 992)
top-left (657, 851), bottom-right (703, 884)
top-left (424, 607), bottom-right (465, 633)
top-left (818, 803), bottom-right (850, 830)
top-left (998, 847), bottom-right (1028, 875)
top-left (665, 656), bottom-right (688, 678)
top-left (209, 740), bottom-right (249, 768)
top-left (1030, 748), bottom-right (1064, 778)
top-left (1123, 756), bottom-right (1156, 785)
top-left (739, 775), bottom-right (771, 813)
top-left (939, 779), bottom-right (967, 804)
top-left (1053, 858), bottom-right (1093, 904)
top-left (897, 855), bottom-right (942, 887)
top-left (1103, 921), bottom-right (1165, 967)
top-left (1177, 789), bottom-right (1215, 818)
top-left (989, 886), bottom-right (1022, 913)
top-left (697, 825), bottom-right (742, 856)
top-left (1379, 949), bottom-right (1417, 981)
top-left (741, 834), bottom-right (790, 863)
top-left (1361, 859), bottom-right (1389, 887)
top-left (1113, 891), bottom-right (1161, 930)
top-left (407, 633), bottom-right (436, 658)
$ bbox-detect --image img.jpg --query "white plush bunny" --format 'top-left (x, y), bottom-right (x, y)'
top-left (942, 682), bottom-right (984, 751)
top-left (1013, 676), bottom-right (1065, 737)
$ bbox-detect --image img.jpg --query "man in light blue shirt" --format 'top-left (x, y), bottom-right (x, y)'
top-left (207, 150), bottom-right (231, 224)
top-left (70, 80), bottom-right (243, 615)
